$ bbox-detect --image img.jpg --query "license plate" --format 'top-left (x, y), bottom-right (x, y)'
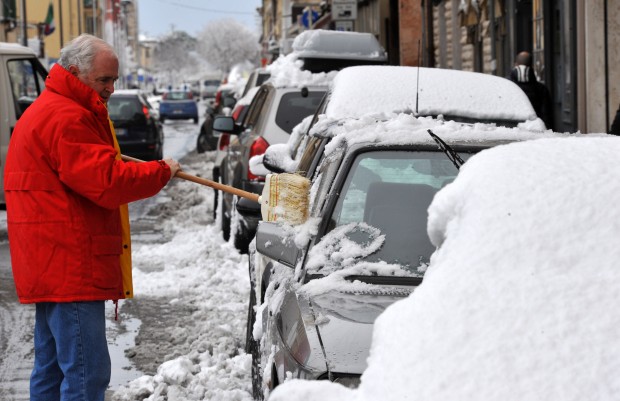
top-left (173, 110), bottom-right (183, 114)
top-left (116, 128), bottom-right (127, 136)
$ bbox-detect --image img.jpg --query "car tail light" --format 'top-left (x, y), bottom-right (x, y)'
top-left (214, 90), bottom-right (222, 109)
top-left (232, 105), bottom-right (244, 121)
top-left (218, 133), bottom-right (230, 150)
top-left (142, 105), bottom-right (150, 119)
top-left (247, 137), bottom-right (269, 181)
top-left (188, 92), bottom-right (193, 99)
top-left (162, 92), bottom-right (168, 100)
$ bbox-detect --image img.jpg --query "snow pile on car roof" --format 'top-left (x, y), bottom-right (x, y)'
top-left (292, 30), bottom-right (387, 61)
top-left (265, 52), bottom-right (338, 88)
top-left (325, 66), bottom-right (539, 123)
top-left (314, 112), bottom-right (568, 158)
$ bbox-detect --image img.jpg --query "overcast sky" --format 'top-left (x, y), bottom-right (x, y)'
top-left (137, 0), bottom-right (262, 39)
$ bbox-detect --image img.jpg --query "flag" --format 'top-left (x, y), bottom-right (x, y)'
top-left (44, 1), bottom-right (55, 36)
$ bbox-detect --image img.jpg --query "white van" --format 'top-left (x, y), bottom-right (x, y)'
top-left (0, 42), bottom-right (48, 208)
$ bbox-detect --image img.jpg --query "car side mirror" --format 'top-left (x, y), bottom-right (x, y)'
top-left (213, 116), bottom-right (241, 135)
top-left (262, 144), bottom-right (289, 174)
top-left (236, 197), bottom-right (261, 219)
top-left (255, 222), bottom-right (299, 268)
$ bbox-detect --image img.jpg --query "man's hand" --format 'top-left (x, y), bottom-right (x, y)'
top-left (162, 158), bottom-right (181, 177)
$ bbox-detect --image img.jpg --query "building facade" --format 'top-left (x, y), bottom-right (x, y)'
top-left (423, 0), bottom-right (620, 134)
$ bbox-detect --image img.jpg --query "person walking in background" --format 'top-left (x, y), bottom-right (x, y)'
top-left (3, 34), bottom-right (181, 401)
top-left (609, 104), bottom-right (620, 135)
top-left (509, 51), bottom-right (554, 130)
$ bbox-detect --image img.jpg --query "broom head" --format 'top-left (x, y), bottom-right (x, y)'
top-left (260, 173), bottom-right (311, 225)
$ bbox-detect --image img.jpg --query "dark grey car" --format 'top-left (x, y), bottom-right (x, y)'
top-left (247, 129), bottom-right (502, 398)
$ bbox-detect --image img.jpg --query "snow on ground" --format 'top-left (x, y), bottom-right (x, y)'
top-left (111, 153), bottom-right (253, 401)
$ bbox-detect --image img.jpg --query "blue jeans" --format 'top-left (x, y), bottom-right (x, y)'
top-left (30, 301), bottom-right (111, 401)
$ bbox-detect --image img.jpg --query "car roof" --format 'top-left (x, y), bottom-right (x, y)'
top-left (112, 89), bottom-right (143, 96)
top-left (315, 113), bottom-right (571, 160)
top-left (324, 66), bottom-right (538, 124)
top-left (292, 30), bottom-right (388, 62)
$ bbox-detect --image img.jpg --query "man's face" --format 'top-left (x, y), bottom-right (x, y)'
top-left (71, 51), bottom-right (119, 103)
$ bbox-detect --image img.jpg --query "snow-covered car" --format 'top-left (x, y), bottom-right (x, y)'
top-left (215, 83), bottom-right (326, 251)
top-left (215, 30), bottom-right (390, 254)
top-left (261, 65), bottom-right (548, 176)
top-left (246, 66), bottom-right (562, 399)
top-left (158, 90), bottom-right (199, 124)
top-left (267, 134), bottom-right (616, 401)
top-left (210, 87), bottom-right (260, 220)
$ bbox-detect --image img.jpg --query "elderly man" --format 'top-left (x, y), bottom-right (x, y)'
top-left (4, 34), bottom-right (180, 401)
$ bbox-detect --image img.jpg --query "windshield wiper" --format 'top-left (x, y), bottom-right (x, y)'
top-left (427, 129), bottom-right (465, 170)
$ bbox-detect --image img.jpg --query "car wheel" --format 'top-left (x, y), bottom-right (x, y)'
top-left (212, 169), bottom-right (220, 220)
top-left (196, 130), bottom-right (209, 153)
top-left (232, 212), bottom-right (251, 254)
top-left (220, 194), bottom-right (231, 241)
top-left (245, 274), bottom-right (257, 352)
top-left (193, 117), bottom-right (199, 124)
top-left (251, 329), bottom-right (264, 401)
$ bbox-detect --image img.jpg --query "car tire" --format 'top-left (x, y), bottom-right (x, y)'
top-left (212, 169), bottom-right (220, 220)
top-left (220, 194), bottom-right (231, 241)
top-left (251, 329), bottom-right (264, 401)
top-left (196, 130), bottom-right (210, 153)
top-left (193, 117), bottom-right (199, 124)
top-left (245, 272), bottom-right (257, 352)
top-left (232, 213), bottom-right (251, 254)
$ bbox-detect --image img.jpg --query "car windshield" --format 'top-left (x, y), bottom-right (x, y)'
top-left (326, 150), bottom-right (469, 273)
top-left (108, 96), bottom-right (142, 120)
top-left (165, 91), bottom-right (191, 101)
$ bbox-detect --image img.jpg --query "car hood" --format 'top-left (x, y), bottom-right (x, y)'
top-left (292, 287), bottom-right (412, 374)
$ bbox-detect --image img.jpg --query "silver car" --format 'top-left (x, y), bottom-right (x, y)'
top-left (214, 83), bottom-right (326, 252)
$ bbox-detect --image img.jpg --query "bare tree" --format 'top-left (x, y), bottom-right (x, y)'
top-left (197, 19), bottom-right (260, 73)
top-left (153, 30), bottom-right (199, 84)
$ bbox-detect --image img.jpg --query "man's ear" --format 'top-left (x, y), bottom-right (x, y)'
top-left (67, 65), bottom-right (79, 77)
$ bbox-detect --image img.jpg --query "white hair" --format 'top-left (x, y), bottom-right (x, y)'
top-left (57, 34), bottom-right (116, 74)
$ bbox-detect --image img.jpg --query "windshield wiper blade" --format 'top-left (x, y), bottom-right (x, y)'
top-left (427, 129), bottom-right (465, 170)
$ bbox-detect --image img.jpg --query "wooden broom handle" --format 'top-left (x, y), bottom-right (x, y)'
top-left (121, 154), bottom-right (260, 203)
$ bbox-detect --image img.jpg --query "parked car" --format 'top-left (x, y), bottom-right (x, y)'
top-left (215, 83), bottom-right (326, 251)
top-left (197, 81), bottom-right (251, 154)
top-left (201, 78), bottom-right (221, 100)
top-left (268, 134), bottom-right (612, 401)
top-left (158, 90), bottom-right (199, 124)
top-left (240, 68), bottom-right (271, 98)
top-left (210, 87), bottom-right (260, 219)
top-left (246, 66), bottom-right (561, 399)
top-left (216, 30), bottom-right (392, 253)
top-left (108, 89), bottom-right (164, 160)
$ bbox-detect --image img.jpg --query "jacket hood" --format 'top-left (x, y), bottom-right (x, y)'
top-left (45, 64), bottom-right (108, 118)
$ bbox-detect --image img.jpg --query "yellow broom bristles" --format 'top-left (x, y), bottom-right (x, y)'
top-left (259, 173), bottom-right (311, 225)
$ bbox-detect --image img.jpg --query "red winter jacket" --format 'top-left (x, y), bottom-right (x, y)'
top-left (4, 64), bottom-right (171, 303)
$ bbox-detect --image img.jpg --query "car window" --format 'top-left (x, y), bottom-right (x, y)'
top-left (108, 96), bottom-right (142, 120)
top-left (244, 87), bottom-right (270, 129)
top-left (275, 91), bottom-right (324, 133)
top-left (7, 57), bottom-right (46, 119)
top-left (165, 91), bottom-right (191, 101)
top-left (326, 150), bottom-right (469, 271)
